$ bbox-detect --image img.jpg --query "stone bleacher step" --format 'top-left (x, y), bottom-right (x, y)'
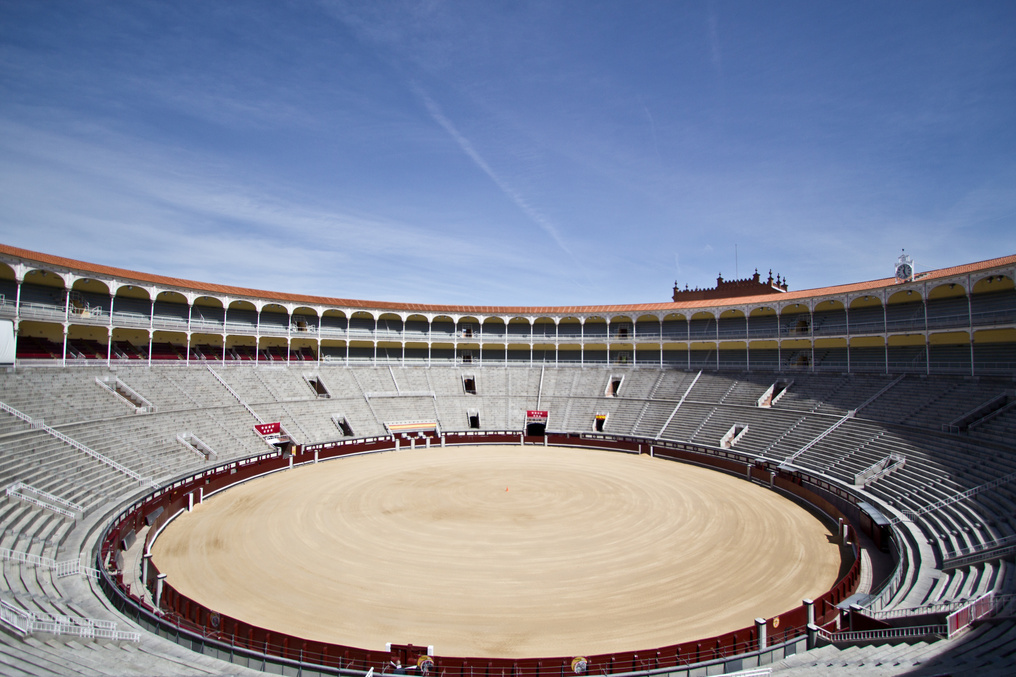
top-left (0, 642), bottom-right (77, 677)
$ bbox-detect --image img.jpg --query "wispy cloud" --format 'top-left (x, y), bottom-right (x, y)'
top-left (0, 116), bottom-right (585, 304)
top-left (413, 84), bottom-right (573, 257)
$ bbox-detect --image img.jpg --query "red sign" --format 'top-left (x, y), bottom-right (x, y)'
top-left (254, 422), bottom-right (281, 436)
top-left (526, 410), bottom-right (548, 421)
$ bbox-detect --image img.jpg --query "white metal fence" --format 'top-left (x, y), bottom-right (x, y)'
top-left (1, 547), bottom-right (100, 580)
top-left (0, 599), bottom-right (139, 642)
top-left (0, 400), bottom-right (157, 489)
top-left (894, 471), bottom-right (1016, 524)
top-left (815, 623), bottom-right (948, 644)
top-left (6, 481), bottom-right (83, 519)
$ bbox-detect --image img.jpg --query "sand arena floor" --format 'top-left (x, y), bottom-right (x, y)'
top-left (152, 445), bottom-right (844, 658)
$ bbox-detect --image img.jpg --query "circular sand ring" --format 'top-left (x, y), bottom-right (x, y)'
top-left (152, 445), bottom-right (843, 659)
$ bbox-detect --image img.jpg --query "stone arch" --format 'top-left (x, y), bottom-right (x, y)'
top-left (430, 315), bottom-right (455, 339)
top-left (66, 277), bottom-right (113, 321)
top-left (748, 306), bottom-right (778, 339)
top-left (292, 306), bottom-right (320, 334)
top-left (320, 309), bottom-right (348, 337)
top-left (481, 316), bottom-right (507, 340)
top-left (152, 290), bottom-right (189, 328)
top-left (971, 272), bottom-right (1014, 295)
top-left (24, 266), bottom-right (71, 289)
top-left (717, 308), bottom-right (746, 340)
top-left (260, 303), bottom-right (291, 335)
top-left (584, 316), bottom-right (608, 339)
top-left (662, 313), bottom-right (687, 341)
top-left (191, 296), bottom-right (225, 332)
top-left (458, 316), bottom-right (481, 339)
top-left (928, 281), bottom-right (969, 299)
top-left (635, 314), bottom-right (662, 341)
top-left (349, 311), bottom-right (376, 337)
top-left (886, 289), bottom-right (925, 334)
top-left (507, 316), bottom-right (532, 341)
top-left (21, 269), bottom-right (68, 314)
top-left (110, 284), bottom-right (153, 328)
top-left (609, 315), bottom-right (634, 340)
top-left (688, 310), bottom-right (716, 340)
top-left (779, 302), bottom-right (810, 337)
top-left (811, 299), bottom-right (846, 337)
top-left (533, 316), bottom-right (557, 340)
top-left (377, 312), bottom-right (403, 338)
top-left (404, 314), bottom-right (429, 339)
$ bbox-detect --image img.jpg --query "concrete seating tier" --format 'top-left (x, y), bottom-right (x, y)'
top-left (1, 364), bottom-right (1015, 675)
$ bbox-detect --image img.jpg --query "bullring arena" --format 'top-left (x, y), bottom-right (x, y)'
top-left (0, 243), bottom-right (1015, 676)
top-left (151, 445), bottom-right (842, 658)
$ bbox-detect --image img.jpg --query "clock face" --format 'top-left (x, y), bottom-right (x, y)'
top-left (896, 263), bottom-right (913, 281)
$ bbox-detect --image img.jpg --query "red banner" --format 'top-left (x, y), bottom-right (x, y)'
top-left (254, 422), bottom-right (281, 436)
top-left (526, 410), bottom-right (548, 421)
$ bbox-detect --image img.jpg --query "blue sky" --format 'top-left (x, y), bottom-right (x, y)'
top-left (1, 1), bottom-right (1014, 307)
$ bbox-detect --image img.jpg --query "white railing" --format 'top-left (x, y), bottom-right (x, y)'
top-left (893, 470), bottom-right (1016, 524)
top-left (854, 374), bottom-right (906, 413)
top-left (0, 547), bottom-right (99, 579)
top-left (55, 557), bottom-right (101, 579)
top-left (991, 593), bottom-right (1016, 616)
top-left (864, 599), bottom-right (969, 620)
top-left (0, 600), bottom-right (32, 635)
top-left (364, 391), bottom-right (435, 399)
top-left (816, 623), bottom-right (947, 644)
top-left (854, 452), bottom-right (906, 487)
top-left (779, 409), bottom-right (855, 469)
top-left (95, 376), bottom-right (156, 413)
top-left (0, 400), bottom-right (33, 423)
top-left (655, 371), bottom-right (701, 439)
top-left (206, 365), bottom-right (265, 424)
top-left (109, 312), bottom-right (151, 329)
top-left (857, 592), bottom-right (1004, 641)
top-left (948, 533), bottom-right (1016, 559)
top-left (946, 591), bottom-right (997, 637)
top-left (15, 301), bottom-right (65, 318)
top-left (720, 423), bottom-right (749, 449)
top-left (177, 432), bottom-right (217, 460)
top-left (0, 401), bottom-right (158, 489)
top-left (0, 600), bottom-right (139, 642)
top-left (1, 547), bottom-right (59, 569)
top-left (6, 481), bottom-right (83, 519)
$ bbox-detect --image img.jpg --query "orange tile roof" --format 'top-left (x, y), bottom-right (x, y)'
top-left (1, 243), bottom-right (1013, 316)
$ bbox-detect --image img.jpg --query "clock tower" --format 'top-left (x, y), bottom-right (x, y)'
top-left (895, 250), bottom-right (915, 283)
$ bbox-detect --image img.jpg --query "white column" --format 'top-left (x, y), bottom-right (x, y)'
top-left (148, 297), bottom-right (155, 367)
top-left (155, 573), bottom-right (167, 609)
top-left (845, 304), bottom-right (851, 374)
top-left (967, 277), bottom-right (975, 376)
top-left (14, 274), bottom-right (22, 317)
top-left (61, 284), bottom-right (71, 366)
top-left (222, 304), bottom-right (229, 363)
top-left (254, 305), bottom-right (262, 364)
top-left (883, 296), bottom-right (889, 374)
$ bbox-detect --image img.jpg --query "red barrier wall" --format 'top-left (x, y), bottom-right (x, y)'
top-left (102, 432), bottom-right (863, 674)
